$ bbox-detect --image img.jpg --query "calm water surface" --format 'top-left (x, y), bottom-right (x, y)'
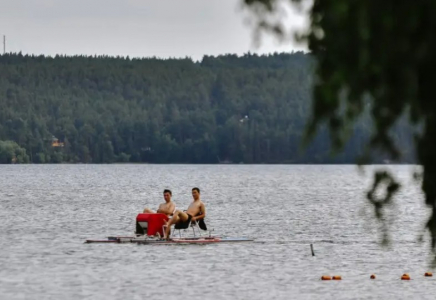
top-left (0, 165), bottom-right (435, 299)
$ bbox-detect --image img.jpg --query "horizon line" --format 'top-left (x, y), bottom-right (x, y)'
top-left (0, 50), bottom-right (310, 62)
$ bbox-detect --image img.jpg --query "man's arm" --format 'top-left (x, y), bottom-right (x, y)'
top-left (167, 202), bottom-right (176, 215)
top-left (156, 204), bottom-right (165, 214)
top-left (192, 202), bottom-right (206, 221)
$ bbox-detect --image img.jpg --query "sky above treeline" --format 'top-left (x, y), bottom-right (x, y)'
top-left (0, 0), bottom-right (308, 60)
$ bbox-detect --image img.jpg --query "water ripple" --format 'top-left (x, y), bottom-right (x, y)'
top-left (0, 164), bottom-right (433, 299)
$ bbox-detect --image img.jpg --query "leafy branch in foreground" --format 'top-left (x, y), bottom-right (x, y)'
top-left (243, 0), bottom-right (436, 261)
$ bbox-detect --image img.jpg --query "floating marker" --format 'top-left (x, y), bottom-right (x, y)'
top-left (401, 274), bottom-right (410, 280)
top-left (310, 244), bottom-right (315, 256)
top-left (332, 275), bottom-right (342, 280)
top-left (370, 274), bottom-right (376, 279)
top-left (321, 275), bottom-right (331, 280)
top-left (425, 272), bottom-right (433, 277)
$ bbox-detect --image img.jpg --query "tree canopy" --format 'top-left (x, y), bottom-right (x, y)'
top-left (0, 52), bottom-right (414, 165)
top-left (0, 140), bottom-right (29, 163)
top-left (243, 0), bottom-right (436, 260)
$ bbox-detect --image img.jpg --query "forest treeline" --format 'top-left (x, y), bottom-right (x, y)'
top-left (0, 52), bottom-right (415, 164)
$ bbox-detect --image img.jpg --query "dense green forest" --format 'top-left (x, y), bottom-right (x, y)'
top-left (0, 52), bottom-right (415, 164)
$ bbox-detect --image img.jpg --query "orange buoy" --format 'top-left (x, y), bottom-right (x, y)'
top-left (401, 274), bottom-right (410, 280)
top-left (332, 275), bottom-right (342, 280)
top-left (425, 272), bottom-right (433, 277)
top-left (321, 275), bottom-right (331, 280)
top-left (370, 274), bottom-right (376, 279)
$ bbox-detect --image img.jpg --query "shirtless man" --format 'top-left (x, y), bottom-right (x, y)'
top-left (143, 189), bottom-right (175, 216)
top-left (163, 187), bottom-right (206, 239)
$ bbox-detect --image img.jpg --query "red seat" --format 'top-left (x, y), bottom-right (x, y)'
top-left (136, 213), bottom-right (169, 236)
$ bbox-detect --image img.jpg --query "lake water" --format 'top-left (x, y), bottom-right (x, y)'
top-left (0, 164), bottom-right (435, 299)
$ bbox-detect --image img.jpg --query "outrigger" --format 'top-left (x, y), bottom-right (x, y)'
top-left (85, 213), bottom-right (253, 244)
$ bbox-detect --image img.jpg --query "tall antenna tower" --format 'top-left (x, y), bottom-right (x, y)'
top-left (2, 35), bottom-right (5, 54)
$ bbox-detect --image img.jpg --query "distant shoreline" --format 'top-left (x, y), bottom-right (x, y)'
top-left (0, 162), bottom-right (417, 165)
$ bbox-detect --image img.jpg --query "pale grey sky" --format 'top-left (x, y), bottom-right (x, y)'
top-left (0, 0), bottom-right (308, 60)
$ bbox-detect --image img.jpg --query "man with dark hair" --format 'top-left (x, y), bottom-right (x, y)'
top-left (143, 189), bottom-right (176, 216)
top-left (163, 187), bottom-right (206, 239)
